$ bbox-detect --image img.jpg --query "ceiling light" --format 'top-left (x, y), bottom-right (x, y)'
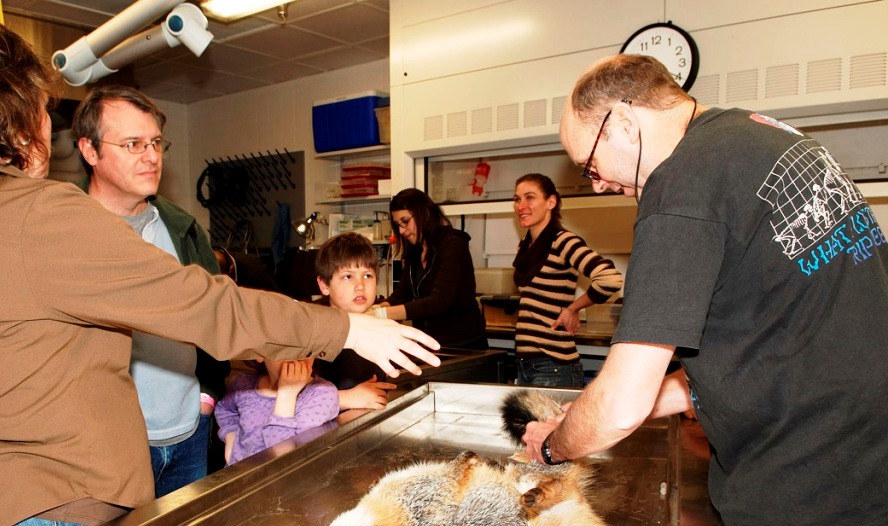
top-left (200, 0), bottom-right (292, 23)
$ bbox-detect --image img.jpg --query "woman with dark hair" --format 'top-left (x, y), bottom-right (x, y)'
top-left (512, 173), bottom-right (623, 387)
top-left (369, 188), bottom-right (487, 349)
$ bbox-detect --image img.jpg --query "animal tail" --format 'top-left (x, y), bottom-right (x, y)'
top-left (500, 391), bottom-right (564, 446)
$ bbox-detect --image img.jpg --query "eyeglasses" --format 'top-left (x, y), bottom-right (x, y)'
top-left (579, 111), bottom-right (612, 181)
top-left (97, 138), bottom-right (171, 154)
top-left (394, 215), bottom-right (413, 229)
top-left (579, 99), bottom-right (631, 181)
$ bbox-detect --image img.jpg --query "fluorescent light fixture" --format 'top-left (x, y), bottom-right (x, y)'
top-left (201, 0), bottom-right (290, 22)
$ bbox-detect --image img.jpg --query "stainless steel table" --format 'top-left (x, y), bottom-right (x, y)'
top-left (111, 383), bottom-right (721, 525)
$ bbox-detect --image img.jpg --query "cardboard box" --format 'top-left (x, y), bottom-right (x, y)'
top-left (378, 179), bottom-right (392, 196)
top-left (312, 91), bottom-right (390, 153)
top-left (480, 295), bottom-right (519, 327)
top-left (374, 106), bottom-right (391, 144)
top-left (474, 267), bottom-right (517, 295)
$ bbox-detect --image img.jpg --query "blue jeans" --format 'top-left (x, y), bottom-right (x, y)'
top-left (15, 520), bottom-right (85, 526)
top-left (516, 356), bottom-right (584, 387)
top-left (150, 413), bottom-right (210, 498)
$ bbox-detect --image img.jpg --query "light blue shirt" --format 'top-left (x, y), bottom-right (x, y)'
top-left (126, 203), bottom-right (200, 444)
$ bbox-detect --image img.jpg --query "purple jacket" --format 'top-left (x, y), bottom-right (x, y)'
top-left (215, 372), bottom-right (339, 465)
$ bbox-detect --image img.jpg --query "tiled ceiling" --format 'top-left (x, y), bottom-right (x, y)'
top-left (4, 0), bottom-right (390, 103)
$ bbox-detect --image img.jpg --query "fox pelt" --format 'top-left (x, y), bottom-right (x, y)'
top-left (328, 451), bottom-right (605, 526)
top-left (329, 391), bottom-right (605, 526)
top-left (500, 391), bottom-right (565, 447)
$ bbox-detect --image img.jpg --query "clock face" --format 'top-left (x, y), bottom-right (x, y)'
top-left (620, 22), bottom-right (699, 91)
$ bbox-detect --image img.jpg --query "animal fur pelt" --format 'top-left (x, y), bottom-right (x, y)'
top-left (329, 391), bottom-right (605, 526)
top-left (328, 451), bottom-right (606, 526)
top-left (500, 391), bottom-right (565, 446)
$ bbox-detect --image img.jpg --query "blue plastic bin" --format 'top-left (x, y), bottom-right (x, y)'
top-left (312, 90), bottom-right (390, 153)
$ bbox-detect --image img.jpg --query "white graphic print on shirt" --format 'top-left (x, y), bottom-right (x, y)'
top-left (757, 138), bottom-right (884, 275)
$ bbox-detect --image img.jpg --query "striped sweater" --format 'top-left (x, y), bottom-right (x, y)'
top-left (515, 230), bottom-right (623, 361)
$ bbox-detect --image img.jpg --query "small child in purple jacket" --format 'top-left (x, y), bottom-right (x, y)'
top-left (215, 357), bottom-right (339, 465)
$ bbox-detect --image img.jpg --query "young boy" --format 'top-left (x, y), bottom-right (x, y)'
top-left (315, 232), bottom-right (397, 410)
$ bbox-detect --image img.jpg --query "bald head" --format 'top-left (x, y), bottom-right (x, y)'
top-left (568, 54), bottom-right (691, 126)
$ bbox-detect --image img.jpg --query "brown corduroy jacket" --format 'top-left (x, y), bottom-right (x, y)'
top-left (0, 165), bottom-right (348, 524)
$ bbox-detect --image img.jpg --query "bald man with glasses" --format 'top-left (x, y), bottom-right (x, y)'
top-left (523, 54), bottom-right (888, 525)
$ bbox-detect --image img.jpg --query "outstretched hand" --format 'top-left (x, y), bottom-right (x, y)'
top-left (345, 313), bottom-right (441, 377)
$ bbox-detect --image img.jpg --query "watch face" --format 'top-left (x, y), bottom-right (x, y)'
top-left (620, 22), bottom-right (699, 91)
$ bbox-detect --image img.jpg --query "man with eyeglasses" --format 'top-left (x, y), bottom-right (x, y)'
top-left (72, 86), bottom-right (232, 496)
top-left (522, 54), bottom-right (888, 525)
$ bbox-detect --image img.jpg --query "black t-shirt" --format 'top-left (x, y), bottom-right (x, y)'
top-left (614, 108), bottom-right (888, 525)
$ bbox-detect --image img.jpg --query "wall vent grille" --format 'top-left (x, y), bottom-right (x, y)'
top-left (472, 107), bottom-right (493, 135)
top-left (551, 95), bottom-right (566, 125)
top-left (727, 69), bottom-right (759, 103)
top-left (424, 115), bottom-right (444, 141)
top-left (765, 64), bottom-right (799, 99)
top-left (806, 58), bottom-right (842, 94)
top-left (497, 103), bottom-right (520, 131)
top-left (850, 52), bottom-right (887, 89)
top-left (447, 111), bottom-right (467, 137)
top-left (690, 74), bottom-right (720, 106)
top-left (524, 99), bottom-right (548, 127)
top-left (417, 52), bottom-right (886, 146)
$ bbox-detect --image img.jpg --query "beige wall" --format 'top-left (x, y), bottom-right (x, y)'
top-left (155, 100), bottom-right (191, 210)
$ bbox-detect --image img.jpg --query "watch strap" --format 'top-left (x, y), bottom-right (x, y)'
top-left (541, 432), bottom-right (563, 465)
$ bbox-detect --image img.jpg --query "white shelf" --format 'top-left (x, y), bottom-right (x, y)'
top-left (315, 145), bottom-right (389, 160)
top-left (860, 180), bottom-right (888, 200)
top-left (317, 194), bottom-right (391, 205)
top-left (315, 146), bottom-right (392, 211)
top-left (441, 194), bottom-right (635, 216)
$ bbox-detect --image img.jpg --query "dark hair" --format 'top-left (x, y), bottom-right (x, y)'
top-left (515, 173), bottom-right (562, 227)
top-left (0, 25), bottom-right (60, 172)
top-left (72, 85), bottom-right (166, 174)
top-left (315, 232), bottom-right (378, 284)
top-left (389, 188), bottom-right (451, 256)
top-left (571, 54), bottom-right (691, 125)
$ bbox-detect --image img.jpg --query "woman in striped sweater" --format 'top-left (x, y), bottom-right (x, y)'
top-left (512, 173), bottom-right (623, 387)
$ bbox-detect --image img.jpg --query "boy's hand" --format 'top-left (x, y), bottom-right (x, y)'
top-left (339, 375), bottom-right (396, 410)
top-left (345, 313), bottom-right (440, 377)
top-left (366, 305), bottom-right (387, 319)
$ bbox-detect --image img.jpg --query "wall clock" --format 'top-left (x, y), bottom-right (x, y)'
top-left (620, 22), bottom-right (699, 91)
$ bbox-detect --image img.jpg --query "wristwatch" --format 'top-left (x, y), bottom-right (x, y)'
top-left (541, 432), bottom-right (563, 465)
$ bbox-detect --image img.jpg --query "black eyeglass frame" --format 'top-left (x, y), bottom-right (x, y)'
top-left (579, 98), bottom-right (632, 181)
top-left (392, 215), bottom-right (414, 229)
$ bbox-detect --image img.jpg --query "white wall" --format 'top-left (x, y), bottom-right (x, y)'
top-left (183, 59), bottom-right (390, 231)
top-left (166, 2), bottom-right (887, 266)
